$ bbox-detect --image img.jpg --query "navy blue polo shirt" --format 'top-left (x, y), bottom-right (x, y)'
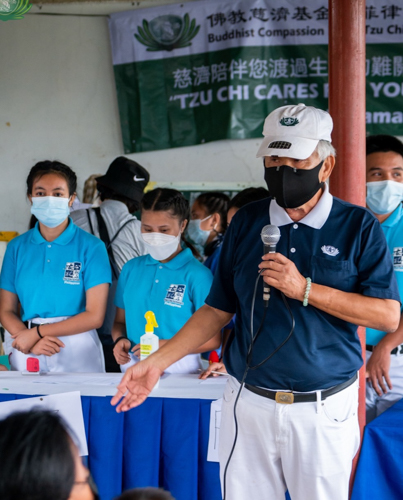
top-left (206, 186), bottom-right (400, 391)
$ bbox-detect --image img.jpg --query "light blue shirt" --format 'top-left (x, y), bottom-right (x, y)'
top-left (0, 219), bottom-right (111, 321)
top-left (115, 248), bottom-right (213, 343)
top-left (367, 203), bottom-right (403, 345)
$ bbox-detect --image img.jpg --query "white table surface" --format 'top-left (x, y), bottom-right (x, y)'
top-left (0, 371), bottom-right (227, 399)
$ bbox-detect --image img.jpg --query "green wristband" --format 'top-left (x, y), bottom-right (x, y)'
top-left (303, 277), bottom-right (312, 307)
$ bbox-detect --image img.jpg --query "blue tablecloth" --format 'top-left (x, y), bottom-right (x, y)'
top-left (0, 393), bottom-right (221, 500)
top-left (351, 398), bottom-right (403, 500)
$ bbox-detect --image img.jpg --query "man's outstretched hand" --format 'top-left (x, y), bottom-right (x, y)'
top-left (111, 360), bottom-right (163, 412)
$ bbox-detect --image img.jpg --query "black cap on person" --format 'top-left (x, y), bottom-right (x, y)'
top-left (96, 157), bottom-right (150, 203)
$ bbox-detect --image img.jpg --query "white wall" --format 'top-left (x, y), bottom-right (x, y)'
top-left (0, 1), bottom-right (264, 234)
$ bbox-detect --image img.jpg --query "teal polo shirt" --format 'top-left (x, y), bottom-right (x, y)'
top-left (367, 203), bottom-right (403, 345)
top-left (115, 248), bottom-right (213, 343)
top-left (0, 219), bottom-right (111, 321)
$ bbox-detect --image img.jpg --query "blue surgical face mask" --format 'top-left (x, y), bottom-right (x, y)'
top-left (187, 216), bottom-right (212, 247)
top-left (366, 180), bottom-right (403, 215)
top-left (31, 196), bottom-right (71, 228)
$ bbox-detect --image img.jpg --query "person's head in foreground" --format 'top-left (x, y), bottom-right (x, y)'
top-left (115, 487), bottom-right (175, 500)
top-left (0, 410), bottom-right (98, 500)
top-left (256, 103), bottom-right (336, 218)
top-left (366, 134), bottom-right (403, 221)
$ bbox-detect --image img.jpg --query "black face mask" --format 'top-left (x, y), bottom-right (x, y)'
top-left (264, 160), bottom-right (324, 209)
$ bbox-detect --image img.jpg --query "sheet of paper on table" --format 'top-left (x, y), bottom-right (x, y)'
top-left (199, 375), bottom-right (228, 384)
top-left (0, 391), bottom-right (88, 455)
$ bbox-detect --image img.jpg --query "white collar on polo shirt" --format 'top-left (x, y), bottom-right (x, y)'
top-left (269, 183), bottom-right (333, 230)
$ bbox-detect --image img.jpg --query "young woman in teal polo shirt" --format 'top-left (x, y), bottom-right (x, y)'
top-left (112, 188), bottom-right (219, 373)
top-left (0, 161), bottom-right (111, 372)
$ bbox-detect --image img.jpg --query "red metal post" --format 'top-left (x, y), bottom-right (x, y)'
top-left (328, 0), bottom-right (366, 495)
top-left (328, 0), bottom-right (366, 202)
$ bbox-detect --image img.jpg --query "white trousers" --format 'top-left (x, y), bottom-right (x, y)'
top-left (366, 349), bottom-right (403, 423)
top-left (5, 317), bottom-right (105, 373)
top-left (219, 376), bottom-right (360, 500)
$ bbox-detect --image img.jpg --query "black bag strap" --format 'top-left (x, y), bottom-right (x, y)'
top-left (109, 218), bottom-right (135, 246)
top-left (93, 207), bottom-right (110, 245)
top-left (86, 208), bottom-right (95, 236)
top-left (87, 208), bottom-right (135, 248)
top-left (92, 208), bottom-right (120, 280)
top-left (86, 208), bottom-right (137, 281)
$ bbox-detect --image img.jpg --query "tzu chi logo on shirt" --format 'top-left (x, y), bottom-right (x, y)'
top-left (63, 262), bottom-right (82, 285)
top-left (393, 247), bottom-right (403, 270)
top-left (164, 284), bottom-right (186, 308)
top-left (321, 245), bottom-right (340, 257)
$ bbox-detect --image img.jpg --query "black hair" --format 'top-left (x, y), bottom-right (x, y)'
top-left (97, 183), bottom-right (140, 213)
top-left (228, 187), bottom-right (270, 210)
top-left (26, 160), bottom-right (77, 197)
top-left (194, 191), bottom-right (230, 233)
top-left (141, 188), bottom-right (200, 258)
top-left (28, 214), bottom-right (38, 230)
top-left (366, 135), bottom-right (403, 158)
top-left (142, 188), bottom-right (189, 222)
top-left (0, 410), bottom-right (76, 500)
top-left (115, 487), bottom-right (175, 500)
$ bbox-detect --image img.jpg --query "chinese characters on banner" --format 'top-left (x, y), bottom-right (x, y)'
top-left (109, 0), bottom-right (403, 153)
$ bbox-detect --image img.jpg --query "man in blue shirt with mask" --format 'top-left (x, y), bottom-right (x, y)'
top-left (111, 104), bottom-right (401, 500)
top-left (365, 135), bottom-right (403, 422)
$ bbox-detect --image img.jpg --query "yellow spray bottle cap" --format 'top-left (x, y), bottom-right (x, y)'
top-left (144, 311), bottom-right (159, 333)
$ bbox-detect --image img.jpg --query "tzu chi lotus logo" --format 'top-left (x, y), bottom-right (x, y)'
top-left (280, 117), bottom-right (300, 126)
top-left (0, 0), bottom-right (31, 20)
top-left (135, 13), bottom-right (200, 52)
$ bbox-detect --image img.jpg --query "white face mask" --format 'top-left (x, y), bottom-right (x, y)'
top-left (366, 180), bottom-right (403, 215)
top-left (141, 232), bottom-right (181, 261)
top-left (31, 196), bottom-right (71, 228)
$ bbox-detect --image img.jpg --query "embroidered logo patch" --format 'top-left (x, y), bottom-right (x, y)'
top-left (164, 284), bottom-right (186, 308)
top-left (280, 117), bottom-right (299, 127)
top-left (393, 247), bottom-right (403, 269)
top-left (321, 245), bottom-right (339, 257)
top-left (63, 262), bottom-right (82, 285)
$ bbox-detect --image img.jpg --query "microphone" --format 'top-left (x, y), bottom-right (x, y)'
top-left (261, 225), bottom-right (281, 307)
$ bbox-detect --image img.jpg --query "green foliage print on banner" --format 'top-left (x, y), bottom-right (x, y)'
top-left (135, 13), bottom-right (200, 52)
top-left (0, 0), bottom-right (31, 21)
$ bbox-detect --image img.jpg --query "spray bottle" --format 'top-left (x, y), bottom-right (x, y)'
top-left (140, 311), bottom-right (159, 361)
top-left (140, 311), bottom-right (160, 389)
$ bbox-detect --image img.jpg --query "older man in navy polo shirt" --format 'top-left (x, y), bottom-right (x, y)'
top-left (111, 104), bottom-right (400, 500)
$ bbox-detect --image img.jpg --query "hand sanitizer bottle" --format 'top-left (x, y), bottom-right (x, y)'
top-left (140, 311), bottom-right (159, 360)
top-left (140, 311), bottom-right (160, 389)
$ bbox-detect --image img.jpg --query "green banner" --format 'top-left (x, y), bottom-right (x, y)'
top-left (109, 0), bottom-right (403, 153)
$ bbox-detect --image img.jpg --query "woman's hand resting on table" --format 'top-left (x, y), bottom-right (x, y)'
top-left (199, 361), bottom-right (227, 379)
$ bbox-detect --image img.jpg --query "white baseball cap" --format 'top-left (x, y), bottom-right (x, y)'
top-left (256, 103), bottom-right (333, 160)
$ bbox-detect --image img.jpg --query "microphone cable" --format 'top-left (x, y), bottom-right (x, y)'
top-left (222, 270), bottom-right (295, 500)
